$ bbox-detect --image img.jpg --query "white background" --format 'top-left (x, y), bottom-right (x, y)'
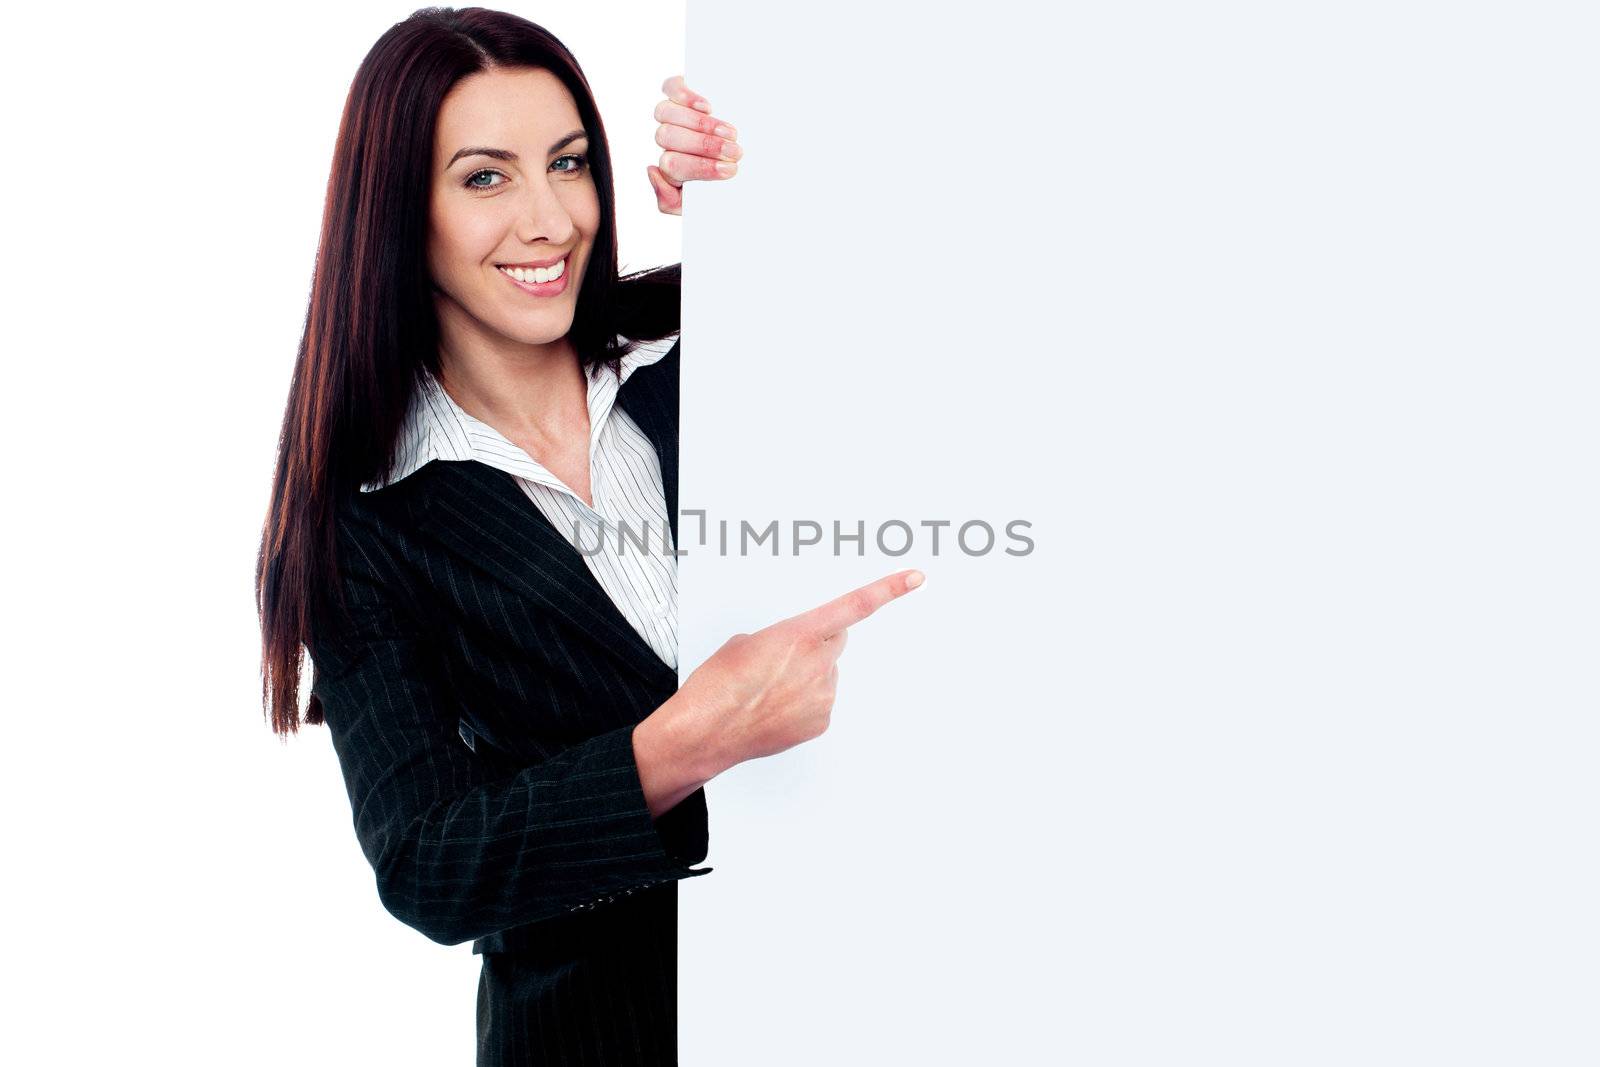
top-left (3, 2), bottom-right (685, 1064)
top-left (5, 1), bottom-right (1597, 1064)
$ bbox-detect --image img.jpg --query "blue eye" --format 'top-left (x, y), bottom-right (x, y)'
top-left (552, 153), bottom-right (589, 174)
top-left (463, 169), bottom-right (505, 189)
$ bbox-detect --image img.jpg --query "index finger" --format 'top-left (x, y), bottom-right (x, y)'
top-left (654, 99), bottom-right (737, 140)
top-left (793, 569), bottom-right (925, 639)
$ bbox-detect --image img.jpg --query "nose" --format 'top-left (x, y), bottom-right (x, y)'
top-left (515, 178), bottom-right (577, 246)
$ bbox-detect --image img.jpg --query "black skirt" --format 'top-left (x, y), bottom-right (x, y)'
top-left (476, 880), bottom-right (688, 1066)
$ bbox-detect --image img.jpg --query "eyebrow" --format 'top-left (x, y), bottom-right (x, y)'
top-left (447, 129), bottom-right (588, 168)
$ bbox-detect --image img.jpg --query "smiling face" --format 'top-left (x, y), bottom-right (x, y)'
top-left (428, 66), bottom-right (600, 350)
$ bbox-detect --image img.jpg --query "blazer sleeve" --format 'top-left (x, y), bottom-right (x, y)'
top-left (306, 504), bottom-right (712, 947)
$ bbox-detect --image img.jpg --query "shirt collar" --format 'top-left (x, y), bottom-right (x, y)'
top-left (359, 332), bottom-right (677, 494)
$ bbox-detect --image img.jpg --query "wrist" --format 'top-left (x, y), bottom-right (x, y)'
top-left (634, 691), bottom-right (723, 810)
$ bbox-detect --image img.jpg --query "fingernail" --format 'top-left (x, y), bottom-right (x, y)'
top-left (714, 123), bottom-right (738, 139)
top-left (715, 160), bottom-right (737, 177)
top-left (720, 142), bottom-right (743, 161)
top-left (905, 571), bottom-right (925, 590)
top-left (693, 97), bottom-right (713, 113)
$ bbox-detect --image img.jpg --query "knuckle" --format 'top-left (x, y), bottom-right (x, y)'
top-left (664, 150), bottom-right (692, 179)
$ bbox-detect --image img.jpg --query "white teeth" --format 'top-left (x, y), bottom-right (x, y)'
top-left (500, 258), bottom-right (566, 285)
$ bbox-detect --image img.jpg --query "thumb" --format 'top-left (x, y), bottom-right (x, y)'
top-left (648, 165), bottom-right (683, 216)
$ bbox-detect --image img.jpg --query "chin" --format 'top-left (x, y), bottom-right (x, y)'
top-left (502, 314), bottom-right (576, 346)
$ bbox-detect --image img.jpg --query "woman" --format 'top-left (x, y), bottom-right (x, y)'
top-left (255, 8), bottom-right (922, 1064)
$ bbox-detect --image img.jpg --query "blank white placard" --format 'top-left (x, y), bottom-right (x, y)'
top-left (679, 3), bottom-right (1598, 1064)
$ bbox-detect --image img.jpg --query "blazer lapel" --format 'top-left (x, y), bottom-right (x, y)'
top-left (406, 338), bottom-right (681, 689)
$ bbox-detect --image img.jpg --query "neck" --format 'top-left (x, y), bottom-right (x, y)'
top-left (434, 303), bottom-right (589, 443)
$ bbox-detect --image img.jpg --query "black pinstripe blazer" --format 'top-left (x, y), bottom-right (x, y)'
top-left (305, 339), bottom-right (712, 1064)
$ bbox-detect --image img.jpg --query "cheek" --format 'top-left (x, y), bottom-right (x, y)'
top-left (568, 184), bottom-right (602, 238)
top-left (430, 201), bottom-right (503, 272)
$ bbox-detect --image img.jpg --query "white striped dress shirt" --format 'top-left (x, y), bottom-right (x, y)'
top-left (360, 332), bottom-right (679, 669)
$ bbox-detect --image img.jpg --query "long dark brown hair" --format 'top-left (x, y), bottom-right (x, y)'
top-left (257, 6), bottom-right (679, 737)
